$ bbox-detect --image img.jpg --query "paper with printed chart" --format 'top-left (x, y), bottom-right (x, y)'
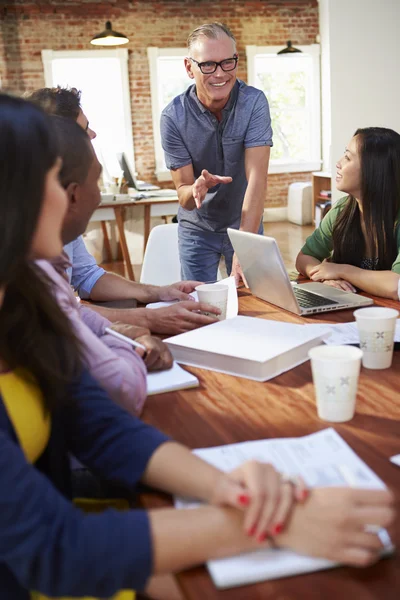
top-left (175, 428), bottom-right (393, 589)
top-left (146, 276), bottom-right (239, 318)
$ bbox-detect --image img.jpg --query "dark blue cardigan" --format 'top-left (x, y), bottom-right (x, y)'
top-left (0, 369), bottom-right (169, 599)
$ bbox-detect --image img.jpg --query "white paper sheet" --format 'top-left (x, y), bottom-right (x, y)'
top-left (306, 320), bottom-right (400, 346)
top-left (146, 277), bottom-right (239, 318)
top-left (175, 429), bottom-right (393, 589)
top-left (146, 361), bottom-right (199, 395)
top-left (390, 454), bottom-right (400, 467)
top-left (176, 429), bottom-right (385, 503)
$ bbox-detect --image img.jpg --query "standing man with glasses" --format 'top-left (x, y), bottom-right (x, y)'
top-left (161, 22), bottom-right (273, 285)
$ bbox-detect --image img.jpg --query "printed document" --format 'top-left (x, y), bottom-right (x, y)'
top-left (307, 320), bottom-right (400, 346)
top-left (175, 429), bottom-right (393, 588)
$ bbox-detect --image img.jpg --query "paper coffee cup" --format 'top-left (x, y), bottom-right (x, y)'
top-left (308, 345), bottom-right (363, 423)
top-left (195, 283), bottom-right (228, 320)
top-left (354, 307), bottom-right (399, 369)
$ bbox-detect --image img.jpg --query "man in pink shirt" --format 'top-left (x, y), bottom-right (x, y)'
top-left (36, 117), bottom-right (170, 415)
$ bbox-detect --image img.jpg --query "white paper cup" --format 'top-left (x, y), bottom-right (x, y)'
top-left (195, 283), bottom-right (228, 320)
top-left (308, 345), bottom-right (363, 423)
top-left (353, 307), bottom-right (399, 369)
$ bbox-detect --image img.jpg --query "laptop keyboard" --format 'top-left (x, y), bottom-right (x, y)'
top-left (294, 287), bottom-right (339, 308)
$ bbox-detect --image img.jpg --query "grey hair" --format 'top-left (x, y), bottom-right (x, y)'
top-left (187, 22), bottom-right (236, 53)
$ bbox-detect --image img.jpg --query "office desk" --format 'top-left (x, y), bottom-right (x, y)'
top-left (93, 196), bottom-right (179, 281)
top-left (141, 290), bottom-right (400, 600)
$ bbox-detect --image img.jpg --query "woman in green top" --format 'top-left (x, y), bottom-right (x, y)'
top-left (296, 127), bottom-right (400, 300)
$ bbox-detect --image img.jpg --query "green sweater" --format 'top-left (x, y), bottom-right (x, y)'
top-left (301, 197), bottom-right (400, 274)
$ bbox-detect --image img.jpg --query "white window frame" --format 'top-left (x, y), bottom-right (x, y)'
top-left (246, 44), bottom-right (321, 174)
top-left (147, 47), bottom-right (188, 182)
top-left (41, 48), bottom-right (135, 171)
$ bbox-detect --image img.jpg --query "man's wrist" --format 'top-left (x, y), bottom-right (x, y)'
top-left (141, 284), bottom-right (162, 304)
top-left (142, 308), bottom-right (154, 331)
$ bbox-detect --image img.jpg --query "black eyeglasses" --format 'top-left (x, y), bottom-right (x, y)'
top-left (189, 54), bottom-right (238, 74)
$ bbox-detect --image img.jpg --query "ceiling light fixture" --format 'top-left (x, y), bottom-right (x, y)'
top-left (90, 21), bottom-right (129, 47)
top-left (277, 40), bottom-right (302, 55)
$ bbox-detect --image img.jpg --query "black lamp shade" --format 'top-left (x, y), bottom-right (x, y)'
top-left (90, 21), bottom-right (129, 46)
top-left (277, 41), bottom-right (302, 55)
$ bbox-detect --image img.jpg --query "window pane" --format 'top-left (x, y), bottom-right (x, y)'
top-left (254, 55), bottom-right (314, 163)
top-left (50, 56), bottom-right (131, 180)
top-left (158, 57), bottom-right (191, 111)
top-left (156, 56), bottom-right (191, 171)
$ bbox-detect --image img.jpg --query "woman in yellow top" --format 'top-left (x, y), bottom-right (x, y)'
top-left (0, 95), bottom-right (394, 600)
top-left (296, 127), bottom-right (400, 299)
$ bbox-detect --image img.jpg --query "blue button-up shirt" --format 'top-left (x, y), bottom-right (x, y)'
top-left (64, 237), bottom-right (106, 299)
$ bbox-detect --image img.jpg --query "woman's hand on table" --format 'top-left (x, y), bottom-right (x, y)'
top-left (320, 279), bottom-right (357, 292)
top-left (210, 462), bottom-right (307, 543)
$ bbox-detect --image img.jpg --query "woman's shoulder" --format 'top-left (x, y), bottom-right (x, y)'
top-left (334, 196), bottom-right (349, 210)
top-left (0, 391), bottom-right (17, 439)
top-left (326, 196), bottom-right (349, 222)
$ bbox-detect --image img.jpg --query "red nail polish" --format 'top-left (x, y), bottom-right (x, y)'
top-left (257, 532), bottom-right (267, 543)
top-left (247, 526), bottom-right (256, 536)
top-left (273, 523), bottom-right (284, 535)
top-left (301, 489), bottom-right (309, 501)
top-left (238, 494), bottom-right (250, 506)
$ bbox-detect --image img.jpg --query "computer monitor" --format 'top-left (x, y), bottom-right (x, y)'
top-left (116, 152), bottom-right (160, 191)
top-left (116, 152), bottom-right (135, 187)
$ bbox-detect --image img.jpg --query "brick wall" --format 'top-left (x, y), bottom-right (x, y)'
top-left (0, 0), bottom-right (319, 208)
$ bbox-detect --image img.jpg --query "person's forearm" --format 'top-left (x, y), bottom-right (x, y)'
top-left (149, 505), bottom-right (270, 574)
top-left (239, 178), bottom-right (267, 233)
top-left (81, 303), bottom-right (153, 328)
top-left (176, 182), bottom-right (196, 210)
top-left (141, 442), bottom-right (222, 502)
top-left (339, 265), bottom-right (400, 300)
top-left (296, 252), bottom-right (321, 277)
top-left (89, 273), bottom-right (161, 304)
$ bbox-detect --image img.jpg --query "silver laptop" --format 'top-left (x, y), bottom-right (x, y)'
top-left (228, 229), bottom-right (373, 315)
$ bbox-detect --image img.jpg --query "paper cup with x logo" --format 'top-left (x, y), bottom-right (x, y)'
top-left (195, 283), bottom-right (228, 320)
top-left (308, 345), bottom-right (363, 422)
top-left (354, 307), bottom-right (399, 369)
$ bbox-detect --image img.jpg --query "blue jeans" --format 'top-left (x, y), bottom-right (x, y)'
top-left (178, 224), bottom-right (263, 281)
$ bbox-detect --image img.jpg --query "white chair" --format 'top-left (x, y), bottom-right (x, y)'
top-left (140, 223), bottom-right (181, 285)
top-left (140, 223), bottom-right (225, 285)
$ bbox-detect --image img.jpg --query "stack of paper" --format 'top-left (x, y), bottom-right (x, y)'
top-left (165, 316), bottom-right (328, 381)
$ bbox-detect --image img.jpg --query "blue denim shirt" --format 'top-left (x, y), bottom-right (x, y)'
top-left (64, 236), bottom-right (106, 299)
top-left (161, 80), bottom-right (273, 233)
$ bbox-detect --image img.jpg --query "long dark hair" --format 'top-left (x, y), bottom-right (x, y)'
top-left (0, 94), bottom-right (82, 410)
top-left (332, 127), bottom-right (400, 269)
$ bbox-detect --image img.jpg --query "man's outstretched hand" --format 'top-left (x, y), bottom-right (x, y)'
top-left (192, 169), bottom-right (232, 209)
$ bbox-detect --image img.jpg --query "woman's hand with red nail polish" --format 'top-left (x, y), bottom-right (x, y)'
top-left (208, 464), bottom-right (308, 543)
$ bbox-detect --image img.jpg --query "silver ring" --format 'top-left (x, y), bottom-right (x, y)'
top-left (281, 474), bottom-right (298, 487)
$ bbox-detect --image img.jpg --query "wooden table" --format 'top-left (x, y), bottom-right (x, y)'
top-left (93, 196), bottom-right (178, 281)
top-left (141, 290), bottom-right (400, 600)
